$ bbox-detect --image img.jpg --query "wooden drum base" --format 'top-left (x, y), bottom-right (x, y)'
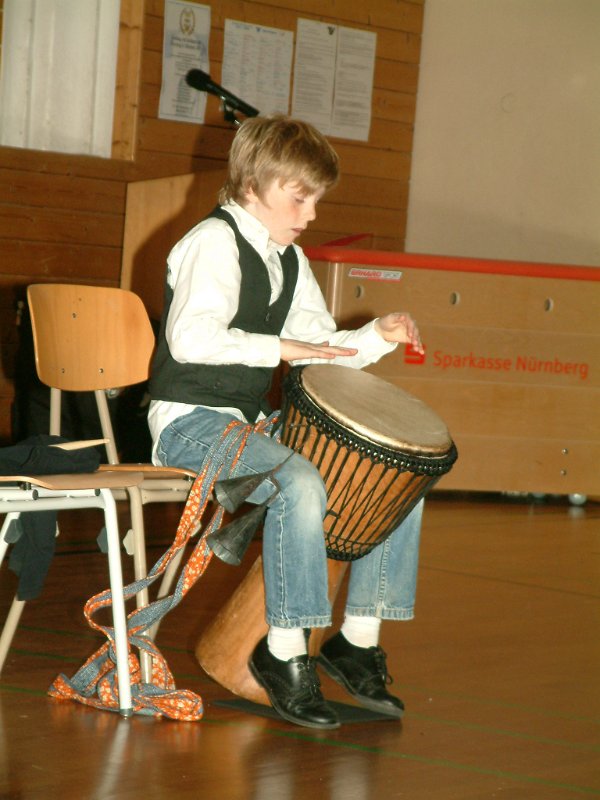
top-left (195, 556), bottom-right (348, 705)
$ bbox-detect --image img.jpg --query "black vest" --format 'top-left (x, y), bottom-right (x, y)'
top-left (149, 207), bottom-right (299, 422)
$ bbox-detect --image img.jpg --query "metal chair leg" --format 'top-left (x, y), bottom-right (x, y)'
top-left (126, 486), bottom-right (152, 683)
top-left (99, 488), bottom-right (133, 716)
top-left (0, 597), bottom-right (26, 674)
top-left (0, 512), bottom-right (19, 566)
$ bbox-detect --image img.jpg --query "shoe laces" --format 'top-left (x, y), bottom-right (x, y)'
top-left (366, 647), bottom-right (393, 689)
top-left (295, 658), bottom-right (324, 701)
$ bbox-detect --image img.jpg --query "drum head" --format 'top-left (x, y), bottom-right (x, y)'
top-left (299, 364), bottom-right (452, 455)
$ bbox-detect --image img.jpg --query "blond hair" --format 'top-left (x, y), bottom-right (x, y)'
top-left (219, 115), bottom-right (339, 204)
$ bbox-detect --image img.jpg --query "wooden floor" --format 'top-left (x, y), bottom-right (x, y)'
top-left (1, 492), bottom-right (599, 799)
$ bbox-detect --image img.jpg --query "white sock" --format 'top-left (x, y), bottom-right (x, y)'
top-left (267, 626), bottom-right (307, 661)
top-left (340, 615), bottom-right (381, 649)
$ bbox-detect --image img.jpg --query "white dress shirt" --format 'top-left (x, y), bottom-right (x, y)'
top-left (147, 201), bottom-right (396, 461)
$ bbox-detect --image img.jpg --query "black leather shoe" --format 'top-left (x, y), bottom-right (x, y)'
top-left (317, 632), bottom-right (404, 718)
top-left (249, 637), bottom-right (340, 730)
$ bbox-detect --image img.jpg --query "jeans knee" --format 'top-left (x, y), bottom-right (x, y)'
top-left (279, 455), bottom-right (327, 515)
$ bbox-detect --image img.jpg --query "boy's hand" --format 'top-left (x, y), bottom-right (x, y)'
top-left (375, 312), bottom-right (424, 353)
top-left (280, 338), bottom-right (358, 363)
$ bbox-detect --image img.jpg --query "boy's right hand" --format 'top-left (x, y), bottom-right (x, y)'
top-left (280, 338), bottom-right (358, 363)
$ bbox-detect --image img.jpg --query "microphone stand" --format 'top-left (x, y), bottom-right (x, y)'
top-left (186, 69), bottom-right (260, 126)
top-left (222, 101), bottom-right (244, 127)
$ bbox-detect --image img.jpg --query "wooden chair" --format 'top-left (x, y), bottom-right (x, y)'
top-left (26, 283), bottom-right (196, 657)
top-left (0, 467), bottom-right (144, 716)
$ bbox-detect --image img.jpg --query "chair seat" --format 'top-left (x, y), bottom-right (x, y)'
top-left (1, 471), bottom-right (144, 491)
top-left (0, 469), bottom-right (145, 715)
top-left (98, 463), bottom-right (196, 480)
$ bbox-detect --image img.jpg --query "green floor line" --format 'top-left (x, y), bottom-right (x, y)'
top-left (53, 543), bottom-right (176, 557)
top-left (204, 697), bottom-right (600, 756)
top-left (399, 682), bottom-right (600, 725)
top-left (420, 563), bottom-right (600, 601)
top-left (0, 684), bottom-right (47, 697)
top-left (408, 711), bottom-right (600, 752)
top-left (272, 729), bottom-right (600, 796)
top-left (1, 690), bottom-right (597, 795)
top-left (9, 627), bottom-right (600, 728)
top-left (11, 648), bottom-right (82, 663)
top-left (191, 717), bottom-right (600, 797)
top-left (17, 625), bottom-right (190, 653)
top-left (17, 624), bottom-right (90, 638)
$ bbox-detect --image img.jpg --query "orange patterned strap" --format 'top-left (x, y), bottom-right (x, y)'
top-left (48, 416), bottom-right (277, 720)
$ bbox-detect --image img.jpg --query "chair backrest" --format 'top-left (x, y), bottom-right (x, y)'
top-left (27, 283), bottom-right (156, 392)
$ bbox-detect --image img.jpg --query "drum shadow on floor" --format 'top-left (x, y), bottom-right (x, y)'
top-left (213, 698), bottom-right (399, 724)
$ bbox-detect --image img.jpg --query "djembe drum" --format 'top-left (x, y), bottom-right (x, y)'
top-left (196, 364), bottom-right (457, 704)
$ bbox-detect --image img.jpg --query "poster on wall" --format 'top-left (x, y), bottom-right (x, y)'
top-left (290, 20), bottom-right (336, 134)
top-left (330, 26), bottom-right (377, 141)
top-left (291, 19), bottom-right (376, 141)
top-left (159, 0), bottom-right (211, 123)
top-left (222, 20), bottom-right (293, 116)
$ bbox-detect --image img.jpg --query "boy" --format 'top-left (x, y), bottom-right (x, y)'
top-left (148, 115), bottom-right (424, 730)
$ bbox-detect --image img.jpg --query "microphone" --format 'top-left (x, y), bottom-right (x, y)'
top-left (185, 69), bottom-right (259, 118)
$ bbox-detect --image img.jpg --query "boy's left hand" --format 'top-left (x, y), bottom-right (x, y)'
top-left (375, 312), bottom-right (424, 354)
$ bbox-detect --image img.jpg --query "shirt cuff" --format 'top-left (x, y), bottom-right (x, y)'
top-left (242, 332), bottom-right (282, 367)
top-left (362, 319), bottom-right (398, 357)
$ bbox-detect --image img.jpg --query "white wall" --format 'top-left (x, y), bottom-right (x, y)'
top-left (405, 0), bottom-right (600, 266)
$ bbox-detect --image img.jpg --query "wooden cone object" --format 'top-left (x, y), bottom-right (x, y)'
top-left (195, 556), bottom-right (348, 705)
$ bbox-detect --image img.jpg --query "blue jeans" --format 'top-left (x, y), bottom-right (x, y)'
top-left (157, 407), bottom-right (423, 629)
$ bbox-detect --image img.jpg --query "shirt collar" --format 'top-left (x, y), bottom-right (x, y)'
top-left (223, 200), bottom-right (289, 260)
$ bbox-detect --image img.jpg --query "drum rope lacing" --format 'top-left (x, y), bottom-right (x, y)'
top-left (282, 377), bottom-right (458, 477)
top-left (47, 415), bottom-right (279, 720)
top-left (280, 369), bottom-right (459, 561)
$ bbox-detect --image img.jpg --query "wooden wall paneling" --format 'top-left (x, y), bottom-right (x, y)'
top-left (137, 117), bottom-right (234, 161)
top-left (299, 232), bottom-right (402, 252)
top-left (0, 206), bottom-right (123, 249)
top-left (0, 278), bottom-right (24, 442)
top-left (374, 58), bottom-right (420, 93)
top-left (373, 88), bottom-right (418, 124)
top-left (132, 150), bottom-right (225, 181)
top-left (111, 0), bottom-right (145, 161)
top-left (327, 174), bottom-right (409, 212)
top-left (368, 118), bottom-right (414, 152)
top-left (313, 203), bottom-right (407, 244)
top-left (0, 144), bottom-right (133, 181)
top-left (121, 169), bottom-right (227, 322)
top-left (0, 242), bottom-right (121, 283)
top-left (142, 0), bottom-right (419, 247)
top-left (0, 168), bottom-right (126, 213)
top-left (0, 168), bottom-right (125, 281)
top-left (0, 0), bottom-right (425, 443)
top-left (145, 1), bottom-right (423, 67)
top-left (237, 0), bottom-right (424, 34)
top-left (376, 24), bottom-right (422, 63)
top-left (334, 143), bottom-right (413, 182)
